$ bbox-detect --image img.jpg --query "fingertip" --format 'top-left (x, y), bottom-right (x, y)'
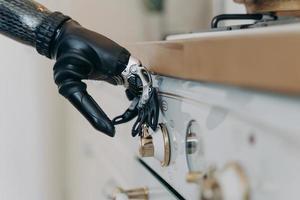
top-left (67, 90), bottom-right (116, 137)
top-left (91, 116), bottom-right (116, 137)
top-left (103, 123), bottom-right (116, 137)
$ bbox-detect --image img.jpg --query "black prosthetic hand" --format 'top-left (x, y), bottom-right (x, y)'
top-left (0, 0), bottom-right (159, 137)
top-left (52, 20), bottom-right (131, 137)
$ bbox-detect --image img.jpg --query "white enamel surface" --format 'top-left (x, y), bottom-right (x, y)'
top-left (139, 75), bottom-right (300, 200)
top-left (218, 167), bottom-right (246, 200)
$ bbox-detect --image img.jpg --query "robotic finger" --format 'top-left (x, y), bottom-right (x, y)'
top-left (113, 57), bottom-right (160, 137)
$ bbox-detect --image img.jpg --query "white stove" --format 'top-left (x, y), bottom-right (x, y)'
top-left (127, 14), bottom-right (300, 199)
top-left (136, 74), bottom-right (300, 200)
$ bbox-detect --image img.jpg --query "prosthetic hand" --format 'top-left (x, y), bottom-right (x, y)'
top-left (0, 0), bottom-right (159, 137)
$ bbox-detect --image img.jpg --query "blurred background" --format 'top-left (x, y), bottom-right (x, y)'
top-left (0, 1), bottom-right (245, 200)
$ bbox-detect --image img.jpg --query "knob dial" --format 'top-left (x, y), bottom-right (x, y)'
top-left (186, 171), bottom-right (205, 184)
top-left (139, 124), bottom-right (171, 167)
top-left (187, 163), bottom-right (250, 200)
top-left (202, 163), bottom-right (250, 200)
top-left (139, 126), bottom-right (154, 157)
top-left (185, 120), bottom-right (206, 173)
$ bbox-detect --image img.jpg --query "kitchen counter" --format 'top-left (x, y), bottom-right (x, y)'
top-left (127, 23), bottom-right (300, 94)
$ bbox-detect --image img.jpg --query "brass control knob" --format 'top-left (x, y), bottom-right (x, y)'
top-left (113, 187), bottom-right (149, 200)
top-left (139, 126), bottom-right (154, 157)
top-left (215, 163), bottom-right (250, 200)
top-left (187, 163), bottom-right (250, 200)
top-left (201, 176), bottom-right (223, 200)
top-left (139, 124), bottom-right (171, 167)
top-left (186, 172), bottom-right (204, 184)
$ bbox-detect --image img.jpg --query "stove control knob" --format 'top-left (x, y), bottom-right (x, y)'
top-left (139, 124), bottom-right (171, 167)
top-left (186, 172), bottom-right (204, 184)
top-left (187, 163), bottom-right (250, 200)
top-left (202, 163), bottom-right (250, 200)
top-left (113, 187), bottom-right (149, 200)
top-left (139, 126), bottom-right (154, 158)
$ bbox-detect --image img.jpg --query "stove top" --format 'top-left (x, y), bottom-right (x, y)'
top-left (211, 13), bottom-right (300, 31)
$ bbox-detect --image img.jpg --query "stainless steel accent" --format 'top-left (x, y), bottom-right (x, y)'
top-left (121, 56), bottom-right (142, 87)
top-left (122, 56), bottom-right (153, 108)
top-left (186, 120), bottom-right (204, 173)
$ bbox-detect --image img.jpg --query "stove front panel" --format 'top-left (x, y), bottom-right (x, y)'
top-left (138, 76), bottom-right (300, 200)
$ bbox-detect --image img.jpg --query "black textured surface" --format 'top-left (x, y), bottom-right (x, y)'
top-left (0, 0), bottom-right (51, 46)
top-left (0, 0), bottom-right (70, 57)
top-left (36, 12), bottom-right (70, 58)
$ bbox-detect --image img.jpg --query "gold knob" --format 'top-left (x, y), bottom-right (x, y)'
top-left (201, 162), bottom-right (250, 200)
top-left (186, 163), bottom-right (250, 200)
top-left (139, 126), bottom-right (154, 157)
top-left (113, 187), bottom-right (149, 200)
top-left (186, 166), bottom-right (216, 184)
top-left (186, 172), bottom-right (204, 183)
top-left (159, 123), bottom-right (171, 167)
top-left (201, 176), bottom-right (223, 200)
top-left (139, 124), bottom-right (171, 167)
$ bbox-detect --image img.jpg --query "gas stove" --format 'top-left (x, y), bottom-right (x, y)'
top-left (136, 74), bottom-right (300, 200)
top-left (126, 12), bottom-right (300, 200)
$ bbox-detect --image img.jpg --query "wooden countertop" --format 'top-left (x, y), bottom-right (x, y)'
top-left (126, 23), bottom-right (300, 94)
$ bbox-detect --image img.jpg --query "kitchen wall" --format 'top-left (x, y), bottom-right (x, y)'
top-left (0, 1), bottom-right (71, 200)
top-left (0, 38), bottom-right (64, 200)
top-left (213, 0), bottom-right (245, 14)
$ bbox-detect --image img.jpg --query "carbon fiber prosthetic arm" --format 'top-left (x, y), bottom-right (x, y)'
top-left (0, 0), bottom-right (70, 57)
